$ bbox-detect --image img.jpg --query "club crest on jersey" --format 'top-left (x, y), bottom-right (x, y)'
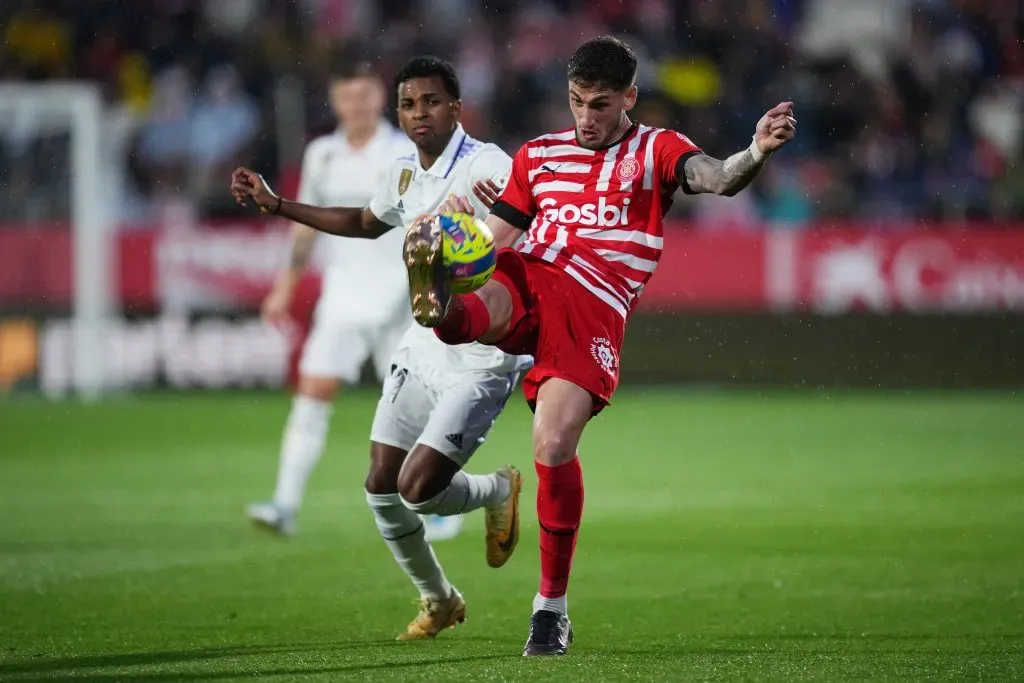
top-left (616, 156), bottom-right (640, 183)
top-left (590, 337), bottom-right (618, 376)
top-left (398, 169), bottom-right (413, 196)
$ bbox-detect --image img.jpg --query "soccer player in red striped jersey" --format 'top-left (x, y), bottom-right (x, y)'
top-left (402, 36), bottom-right (797, 656)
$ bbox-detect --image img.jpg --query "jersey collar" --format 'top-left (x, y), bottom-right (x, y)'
top-left (423, 124), bottom-right (468, 179)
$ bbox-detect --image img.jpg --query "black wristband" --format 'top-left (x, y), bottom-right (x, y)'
top-left (673, 151), bottom-right (702, 195)
top-left (490, 200), bottom-right (533, 231)
top-left (271, 195), bottom-right (282, 215)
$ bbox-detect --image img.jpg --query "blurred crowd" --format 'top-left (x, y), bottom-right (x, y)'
top-left (2, 0), bottom-right (1022, 228)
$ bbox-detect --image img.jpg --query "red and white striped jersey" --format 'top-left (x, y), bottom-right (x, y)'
top-left (493, 124), bottom-right (701, 319)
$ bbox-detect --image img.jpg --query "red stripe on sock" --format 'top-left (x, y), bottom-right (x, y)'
top-left (434, 293), bottom-right (490, 345)
top-left (535, 456), bottom-right (584, 599)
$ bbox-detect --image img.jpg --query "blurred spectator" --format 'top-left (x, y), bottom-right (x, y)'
top-left (2, 2), bottom-right (71, 80)
top-left (0, 0), bottom-right (1021, 226)
top-left (134, 66), bottom-right (195, 196)
top-left (188, 65), bottom-right (260, 189)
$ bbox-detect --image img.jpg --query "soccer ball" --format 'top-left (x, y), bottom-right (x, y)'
top-left (438, 212), bottom-right (496, 294)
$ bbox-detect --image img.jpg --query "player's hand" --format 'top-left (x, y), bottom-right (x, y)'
top-left (439, 192), bottom-right (476, 215)
top-left (231, 167), bottom-right (279, 214)
top-left (472, 179), bottom-right (502, 210)
top-left (260, 282), bottom-right (295, 333)
top-left (753, 102), bottom-right (797, 156)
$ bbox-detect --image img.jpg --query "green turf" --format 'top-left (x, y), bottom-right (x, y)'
top-left (0, 388), bottom-right (1022, 681)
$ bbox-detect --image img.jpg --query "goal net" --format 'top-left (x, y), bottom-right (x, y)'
top-left (0, 82), bottom-right (295, 400)
top-left (0, 83), bottom-right (115, 400)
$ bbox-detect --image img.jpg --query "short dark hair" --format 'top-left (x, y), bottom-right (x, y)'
top-left (567, 36), bottom-right (637, 91)
top-left (393, 56), bottom-right (460, 99)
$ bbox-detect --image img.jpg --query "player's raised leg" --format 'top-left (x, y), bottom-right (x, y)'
top-left (364, 441), bottom-right (466, 640)
top-left (248, 374), bottom-right (338, 536)
top-left (523, 377), bottom-right (591, 656)
top-left (403, 216), bottom-right (514, 342)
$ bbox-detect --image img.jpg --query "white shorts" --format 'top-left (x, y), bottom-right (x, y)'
top-left (299, 301), bottom-right (411, 384)
top-left (369, 364), bottom-right (519, 467)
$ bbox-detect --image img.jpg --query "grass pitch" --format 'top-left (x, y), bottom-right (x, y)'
top-left (1, 388), bottom-right (1022, 681)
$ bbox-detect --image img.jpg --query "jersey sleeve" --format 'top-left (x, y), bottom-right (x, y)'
top-left (295, 140), bottom-right (323, 206)
top-left (367, 165), bottom-right (405, 228)
top-left (657, 130), bottom-right (703, 195)
top-left (490, 144), bottom-right (535, 231)
top-left (470, 146), bottom-right (513, 188)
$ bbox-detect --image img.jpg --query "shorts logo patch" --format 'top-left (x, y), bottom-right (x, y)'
top-left (445, 433), bottom-right (464, 450)
top-left (616, 156), bottom-right (640, 183)
top-left (590, 337), bottom-right (618, 376)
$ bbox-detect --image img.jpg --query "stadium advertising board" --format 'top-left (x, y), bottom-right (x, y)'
top-left (2, 221), bottom-right (1023, 394)
top-left (4, 221), bottom-right (1024, 314)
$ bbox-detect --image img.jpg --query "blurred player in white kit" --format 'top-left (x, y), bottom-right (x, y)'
top-left (247, 63), bottom-right (462, 541)
top-left (234, 55), bottom-right (528, 640)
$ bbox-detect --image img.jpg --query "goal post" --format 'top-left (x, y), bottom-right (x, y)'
top-left (0, 82), bottom-right (115, 400)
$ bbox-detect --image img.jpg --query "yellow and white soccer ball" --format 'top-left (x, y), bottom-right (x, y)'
top-left (437, 212), bottom-right (496, 293)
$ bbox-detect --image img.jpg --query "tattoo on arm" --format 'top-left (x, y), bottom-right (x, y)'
top-left (682, 149), bottom-right (764, 196)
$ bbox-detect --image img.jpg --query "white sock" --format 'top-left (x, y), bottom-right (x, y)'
top-left (272, 395), bottom-right (332, 511)
top-left (366, 491), bottom-right (453, 600)
top-left (401, 471), bottom-right (510, 516)
top-left (533, 592), bottom-right (568, 617)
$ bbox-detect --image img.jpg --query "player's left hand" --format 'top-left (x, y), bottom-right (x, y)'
top-left (438, 180), bottom-right (501, 216)
top-left (754, 101), bottom-right (797, 156)
top-left (472, 179), bottom-right (502, 210)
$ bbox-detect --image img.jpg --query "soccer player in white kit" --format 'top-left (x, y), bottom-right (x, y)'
top-left (246, 63), bottom-right (417, 537)
top-left (231, 56), bottom-right (529, 640)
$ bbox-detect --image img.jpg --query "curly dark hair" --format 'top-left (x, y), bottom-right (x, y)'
top-left (567, 36), bottom-right (637, 91)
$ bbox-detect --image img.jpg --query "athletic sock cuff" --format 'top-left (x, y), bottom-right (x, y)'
top-left (535, 456), bottom-right (582, 484)
top-left (434, 293), bottom-right (490, 345)
top-left (365, 490), bottom-right (402, 507)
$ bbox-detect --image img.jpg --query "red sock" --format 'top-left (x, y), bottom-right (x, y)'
top-left (434, 293), bottom-right (490, 345)
top-left (535, 457), bottom-right (584, 599)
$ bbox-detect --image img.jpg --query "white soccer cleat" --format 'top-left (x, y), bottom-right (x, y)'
top-left (423, 514), bottom-right (465, 542)
top-left (247, 501), bottom-right (296, 537)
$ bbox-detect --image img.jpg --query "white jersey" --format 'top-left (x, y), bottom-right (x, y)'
top-left (297, 121), bottom-right (415, 324)
top-left (368, 124), bottom-right (531, 377)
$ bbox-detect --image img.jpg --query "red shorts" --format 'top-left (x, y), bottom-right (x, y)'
top-left (490, 249), bottom-right (625, 414)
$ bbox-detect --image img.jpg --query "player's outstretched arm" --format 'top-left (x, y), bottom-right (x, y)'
top-left (230, 167), bottom-right (391, 238)
top-left (681, 101), bottom-right (796, 197)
